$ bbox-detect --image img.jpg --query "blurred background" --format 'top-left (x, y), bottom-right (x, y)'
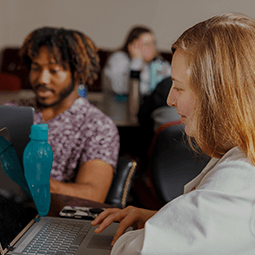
top-left (0, 0), bottom-right (255, 53)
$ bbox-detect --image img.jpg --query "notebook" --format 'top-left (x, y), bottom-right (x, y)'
top-left (0, 105), bottom-right (123, 255)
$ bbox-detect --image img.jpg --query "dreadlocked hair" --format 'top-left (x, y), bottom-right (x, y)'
top-left (19, 27), bottom-right (100, 86)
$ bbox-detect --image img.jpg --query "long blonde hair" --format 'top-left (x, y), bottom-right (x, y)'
top-left (172, 13), bottom-right (255, 164)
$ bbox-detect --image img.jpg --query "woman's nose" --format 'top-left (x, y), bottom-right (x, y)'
top-left (167, 88), bottom-right (176, 107)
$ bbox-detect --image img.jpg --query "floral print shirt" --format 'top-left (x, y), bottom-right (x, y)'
top-left (4, 97), bottom-right (120, 182)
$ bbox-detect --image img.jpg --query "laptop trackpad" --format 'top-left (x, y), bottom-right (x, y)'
top-left (87, 235), bottom-right (112, 250)
top-left (76, 223), bottom-right (120, 255)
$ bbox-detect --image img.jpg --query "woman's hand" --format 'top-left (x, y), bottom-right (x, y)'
top-left (128, 40), bottom-right (143, 60)
top-left (91, 206), bottom-right (157, 245)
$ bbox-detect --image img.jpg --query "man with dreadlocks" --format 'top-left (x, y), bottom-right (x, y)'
top-left (4, 27), bottom-right (120, 203)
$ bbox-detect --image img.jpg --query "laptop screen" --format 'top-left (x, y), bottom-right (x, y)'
top-left (0, 105), bottom-right (35, 165)
top-left (0, 106), bottom-right (38, 252)
top-left (0, 164), bottom-right (37, 252)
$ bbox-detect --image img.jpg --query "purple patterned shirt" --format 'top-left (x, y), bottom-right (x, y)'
top-left (4, 97), bottom-right (120, 182)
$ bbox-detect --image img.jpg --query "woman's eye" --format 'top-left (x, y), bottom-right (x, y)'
top-left (174, 87), bottom-right (181, 92)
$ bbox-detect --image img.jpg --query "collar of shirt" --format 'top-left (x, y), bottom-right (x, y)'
top-left (35, 97), bottom-right (88, 123)
top-left (184, 147), bottom-right (245, 194)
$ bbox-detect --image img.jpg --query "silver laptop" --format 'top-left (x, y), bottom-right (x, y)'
top-left (0, 106), bottom-right (122, 255)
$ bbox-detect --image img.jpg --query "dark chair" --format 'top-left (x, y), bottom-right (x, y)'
top-left (148, 120), bottom-right (210, 204)
top-left (105, 156), bottom-right (137, 208)
top-left (0, 72), bottom-right (21, 91)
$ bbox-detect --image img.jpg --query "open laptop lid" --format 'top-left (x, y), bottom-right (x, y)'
top-left (0, 127), bottom-right (37, 254)
top-left (0, 105), bottom-right (34, 164)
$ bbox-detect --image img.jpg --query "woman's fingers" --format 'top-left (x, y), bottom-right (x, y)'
top-left (91, 208), bottom-right (120, 225)
top-left (92, 207), bottom-right (133, 233)
top-left (91, 206), bottom-right (157, 245)
top-left (111, 220), bottom-right (133, 245)
top-left (92, 206), bottom-right (137, 233)
top-left (106, 207), bottom-right (142, 245)
top-left (91, 208), bottom-right (120, 232)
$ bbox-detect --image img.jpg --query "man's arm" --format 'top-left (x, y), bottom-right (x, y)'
top-left (50, 159), bottom-right (114, 203)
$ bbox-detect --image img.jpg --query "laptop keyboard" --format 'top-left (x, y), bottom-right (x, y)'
top-left (23, 219), bottom-right (92, 255)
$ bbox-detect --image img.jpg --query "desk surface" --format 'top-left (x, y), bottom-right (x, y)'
top-left (49, 193), bottom-right (114, 217)
top-left (93, 92), bottom-right (139, 127)
top-left (0, 90), bottom-right (139, 127)
top-left (0, 90), bottom-right (35, 104)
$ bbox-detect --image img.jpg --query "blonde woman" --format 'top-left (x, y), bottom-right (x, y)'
top-left (92, 13), bottom-right (255, 254)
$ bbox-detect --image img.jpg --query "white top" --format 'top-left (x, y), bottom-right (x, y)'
top-left (102, 51), bottom-right (171, 96)
top-left (111, 147), bottom-right (255, 255)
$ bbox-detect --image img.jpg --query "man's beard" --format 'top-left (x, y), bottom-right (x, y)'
top-left (35, 81), bottom-right (75, 108)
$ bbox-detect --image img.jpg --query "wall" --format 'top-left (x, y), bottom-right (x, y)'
top-left (0, 0), bottom-right (255, 52)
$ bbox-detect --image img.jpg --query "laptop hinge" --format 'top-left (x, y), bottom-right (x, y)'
top-left (34, 217), bottom-right (40, 222)
top-left (7, 245), bottom-right (15, 252)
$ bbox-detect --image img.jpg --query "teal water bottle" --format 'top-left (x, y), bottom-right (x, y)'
top-left (0, 136), bottom-right (31, 197)
top-left (23, 124), bottom-right (53, 217)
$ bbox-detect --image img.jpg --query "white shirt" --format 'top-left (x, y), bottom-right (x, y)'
top-left (102, 51), bottom-right (171, 96)
top-left (111, 147), bottom-right (255, 254)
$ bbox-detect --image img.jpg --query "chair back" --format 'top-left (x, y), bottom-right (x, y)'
top-left (148, 121), bottom-right (210, 204)
top-left (105, 156), bottom-right (137, 208)
top-left (0, 72), bottom-right (21, 91)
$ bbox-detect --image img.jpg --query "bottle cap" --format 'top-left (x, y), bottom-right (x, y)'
top-left (0, 136), bottom-right (12, 155)
top-left (30, 124), bottom-right (49, 140)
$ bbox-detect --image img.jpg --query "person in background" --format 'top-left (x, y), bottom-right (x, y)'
top-left (4, 27), bottom-right (120, 203)
top-left (91, 13), bottom-right (255, 254)
top-left (103, 26), bottom-right (176, 175)
top-left (102, 26), bottom-right (171, 99)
